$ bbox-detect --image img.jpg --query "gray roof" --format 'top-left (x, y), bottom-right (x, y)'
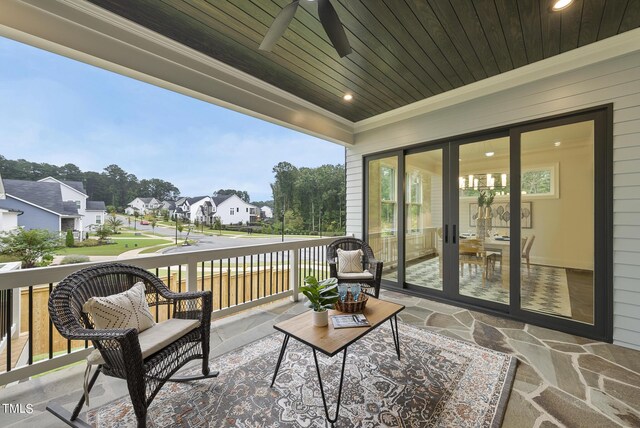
top-left (187, 196), bottom-right (210, 204)
top-left (62, 201), bottom-right (81, 217)
top-left (162, 200), bottom-right (176, 209)
top-left (86, 200), bottom-right (106, 211)
top-left (175, 197), bottom-right (188, 205)
top-left (139, 197), bottom-right (155, 203)
top-left (3, 179), bottom-right (68, 215)
top-left (212, 194), bottom-right (232, 205)
top-left (62, 180), bottom-right (86, 194)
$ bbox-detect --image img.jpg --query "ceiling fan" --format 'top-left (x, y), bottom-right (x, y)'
top-left (259, 0), bottom-right (352, 57)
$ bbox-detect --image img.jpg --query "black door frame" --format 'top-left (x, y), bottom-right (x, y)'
top-left (363, 105), bottom-right (613, 342)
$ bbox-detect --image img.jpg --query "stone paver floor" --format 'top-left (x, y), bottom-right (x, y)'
top-left (1, 290), bottom-right (639, 427)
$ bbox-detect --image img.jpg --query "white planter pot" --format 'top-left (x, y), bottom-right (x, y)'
top-left (312, 310), bottom-right (329, 327)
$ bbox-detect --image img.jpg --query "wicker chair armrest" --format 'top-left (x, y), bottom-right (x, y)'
top-left (365, 258), bottom-right (383, 279)
top-left (63, 327), bottom-right (137, 342)
top-left (366, 258), bottom-right (383, 269)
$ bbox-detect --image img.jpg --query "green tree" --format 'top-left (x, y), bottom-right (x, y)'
top-left (213, 188), bottom-right (250, 202)
top-left (150, 217), bottom-right (158, 234)
top-left (94, 225), bottom-right (112, 243)
top-left (65, 230), bottom-right (75, 247)
top-left (139, 178), bottom-right (180, 201)
top-left (106, 213), bottom-right (123, 234)
top-left (0, 229), bottom-right (62, 268)
top-left (271, 161), bottom-right (298, 216)
top-left (269, 162), bottom-right (345, 234)
top-left (212, 216), bottom-right (222, 236)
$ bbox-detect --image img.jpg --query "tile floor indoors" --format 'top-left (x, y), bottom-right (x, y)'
top-left (1, 289), bottom-right (638, 427)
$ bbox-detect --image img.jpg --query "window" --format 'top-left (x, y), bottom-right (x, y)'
top-left (75, 200), bottom-right (81, 208)
top-left (380, 165), bottom-right (397, 235)
top-left (230, 208), bottom-right (235, 215)
top-left (95, 215), bottom-right (102, 224)
top-left (246, 208), bottom-right (248, 212)
top-left (406, 173), bottom-right (422, 233)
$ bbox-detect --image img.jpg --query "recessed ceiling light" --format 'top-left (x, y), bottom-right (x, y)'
top-left (485, 152), bottom-right (495, 157)
top-left (554, 141), bottom-right (562, 147)
top-left (343, 93), bottom-right (353, 101)
top-left (551, 0), bottom-right (573, 11)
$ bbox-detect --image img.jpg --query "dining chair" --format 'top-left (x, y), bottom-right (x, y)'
top-left (459, 239), bottom-right (487, 287)
top-left (522, 235), bottom-right (536, 274)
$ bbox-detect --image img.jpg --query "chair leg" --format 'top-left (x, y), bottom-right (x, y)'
top-left (46, 366), bottom-right (101, 428)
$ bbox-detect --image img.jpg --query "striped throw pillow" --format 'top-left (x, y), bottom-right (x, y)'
top-left (337, 248), bottom-right (364, 273)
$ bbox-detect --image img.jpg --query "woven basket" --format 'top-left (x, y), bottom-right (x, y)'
top-left (334, 290), bottom-right (368, 313)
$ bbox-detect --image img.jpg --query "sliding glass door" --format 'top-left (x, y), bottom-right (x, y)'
top-left (404, 149), bottom-right (444, 291)
top-left (366, 154), bottom-right (400, 284)
top-left (364, 106), bottom-right (611, 341)
top-left (514, 116), bottom-right (604, 329)
top-left (457, 137), bottom-right (510, 305)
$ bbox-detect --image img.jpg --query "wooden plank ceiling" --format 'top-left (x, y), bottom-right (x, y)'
top-left (87, 0), bottom-right (639, 122)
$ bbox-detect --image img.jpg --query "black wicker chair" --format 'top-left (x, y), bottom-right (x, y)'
top-left (47, 263), bottom-right (217, 427)
top-left (327, 237), bottom-right (383, 298)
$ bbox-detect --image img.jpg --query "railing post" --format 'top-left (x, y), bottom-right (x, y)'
top-left (187, 260), bottom-right (198, 292)
top-left (290, 249), bottom-right (299, 302)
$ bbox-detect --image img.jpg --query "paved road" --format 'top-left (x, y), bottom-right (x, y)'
top-left (117, 215), bottom-right (314, 254)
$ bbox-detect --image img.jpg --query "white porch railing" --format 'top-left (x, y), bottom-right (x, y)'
top-left (0, 237), bottom-right (339, 386)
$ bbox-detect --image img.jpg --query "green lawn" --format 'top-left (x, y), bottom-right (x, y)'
top-left (56, 238), bottom-right (171, 256)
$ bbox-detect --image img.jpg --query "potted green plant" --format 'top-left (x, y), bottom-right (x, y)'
top-left (300, 276), bottom-right (339, 326)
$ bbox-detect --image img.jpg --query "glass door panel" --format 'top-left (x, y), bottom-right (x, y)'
top-left (458, 137), bottom-right (510, 303)
top-left (367, 156), bottom-right (399, 282)
top-left (404, 150), bottom-right (443, 290)
top-left (520, 121), bottom-right (595, 324)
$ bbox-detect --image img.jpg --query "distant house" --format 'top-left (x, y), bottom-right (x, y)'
top-left (0, 175), bottom-right (106, 239)
top-left (213, 194), bottom-right (258, 225)
top-left (85, 201), bottom-right (107, 227)
top-left (186, 196), bottom-right (215, 225)
top-left (260, 206), bottom-right (273, 219)
top-left (0, 207), bottom-right (20, 233)
top-left (38, 177), bottom-right (107, 232)
top-left (125, 197), bottom-right (160, 215)
top-left (0, 180), bottom-right (20, 233)
top-left (172, 196), bottom-right (215, 224)
top-left (173, 197), bottom-right (190, 221)
top-left (160, 200), bottom-right (176, 218)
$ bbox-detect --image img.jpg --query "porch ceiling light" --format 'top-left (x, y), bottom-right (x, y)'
top-left (551, 0), bottom-right (573, 11)
top-left (343, 93), bottom-right (353, 101)
top-left (554, 141), bottom-right (562, 146)
top-left (485, 151), bottom-right (494, 157)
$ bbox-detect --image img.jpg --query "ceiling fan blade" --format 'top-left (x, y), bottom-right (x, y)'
top-left (259, 0), bottom-right (300, 52)
top-left (317, 0), bottom-right (352, 57)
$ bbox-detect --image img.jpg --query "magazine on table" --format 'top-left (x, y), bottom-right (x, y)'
top-left (331, 313), bottom-right (370, 329)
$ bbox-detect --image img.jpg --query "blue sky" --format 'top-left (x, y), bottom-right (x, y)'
top-left (0, 37), bottom-right (344, 201)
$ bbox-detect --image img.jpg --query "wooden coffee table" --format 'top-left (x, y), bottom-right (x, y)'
top-left (270, 297), bottom-right (405, 423)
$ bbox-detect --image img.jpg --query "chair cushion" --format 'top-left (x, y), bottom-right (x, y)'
top-left (83, 282), bottom-right (155, 333)
top-left (337, 248), bottom-right (364, 273)
top-left (87, 318), bottom-right (200, 365)
top-left (337, 270), bottom-right (374, 280)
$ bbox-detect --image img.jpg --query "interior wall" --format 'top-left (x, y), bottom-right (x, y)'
top-left (457, 141), bottom-right (594, 270)
top-left (345, 50), bottom-right (640, 350)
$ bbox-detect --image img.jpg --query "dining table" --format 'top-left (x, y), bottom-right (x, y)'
top-left (483, 237), bottom-right (510, 289)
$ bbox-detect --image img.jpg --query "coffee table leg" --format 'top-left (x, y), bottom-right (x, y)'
top-left (390, 315), bottom-right (401, 360)
top-left (312, 348), bottom-right (348, 424)
top-left (270, 334), bottom-right (290, 387)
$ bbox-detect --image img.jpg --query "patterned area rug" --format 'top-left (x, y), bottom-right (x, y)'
top-left (389, 260), bottom-right (573, 318)
top-left (88, 323), bottom-right (516, 427)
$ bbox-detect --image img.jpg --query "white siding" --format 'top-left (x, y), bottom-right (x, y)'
top-left (346, 51), bottom-right (640, 350)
